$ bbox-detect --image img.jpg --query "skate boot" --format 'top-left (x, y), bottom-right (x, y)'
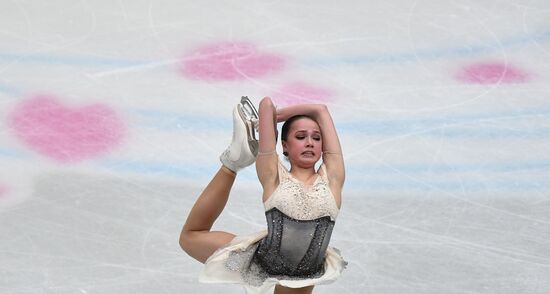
top-left (220, 96), bottom-right (259, 172)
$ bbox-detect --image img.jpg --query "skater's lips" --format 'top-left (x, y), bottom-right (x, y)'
top-left (301, 151), bottom-right (315, 156)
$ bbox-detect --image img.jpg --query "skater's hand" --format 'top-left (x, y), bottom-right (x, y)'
top-left (276, 107), bottom-right (287, 123)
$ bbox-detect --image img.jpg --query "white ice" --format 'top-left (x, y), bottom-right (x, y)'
top-left (1, 1), bottom-right (550, 293)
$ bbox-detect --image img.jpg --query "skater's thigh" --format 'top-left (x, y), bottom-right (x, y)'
top-left (274, 285), bottom-right (314, 294)
top-left (181, 230), bottom-right (235, 263)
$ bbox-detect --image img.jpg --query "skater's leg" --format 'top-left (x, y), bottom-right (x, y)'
top-left (180, 97), bottom-right (259, 264)
top-left (274, 285), bottom-right (314, 294)
top-left (179, 166), bottom-right (237, 263)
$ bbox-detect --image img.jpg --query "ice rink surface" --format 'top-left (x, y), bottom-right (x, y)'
top-left (1, 1), bottom-right (550, 293)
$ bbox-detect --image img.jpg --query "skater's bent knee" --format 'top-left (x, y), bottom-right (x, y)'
top-left (179, 230), bottom-right (198, 254)
top-left (179, 230), bottom-right (236, 263)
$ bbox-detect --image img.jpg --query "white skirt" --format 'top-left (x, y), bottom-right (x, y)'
top-left (199, 230), bottom-right (347, 294)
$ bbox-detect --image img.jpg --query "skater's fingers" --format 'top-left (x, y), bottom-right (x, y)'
top-left (276, 113), bottom-right (286, 123)
top-left (275, 107), bottom-right (292, 122)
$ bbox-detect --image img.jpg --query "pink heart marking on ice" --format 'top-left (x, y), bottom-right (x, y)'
top-left (272, 82), bottom-right (334, 107)
top-left (181, 42), bottom-right (286, 81)
top-left (8, 96), bottom-right (125, 163)
top-left (455, 62), bottom-right (530, 84)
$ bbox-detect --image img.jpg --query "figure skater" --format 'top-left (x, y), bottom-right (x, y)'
top-left (180, 96), bottom-right (346, 294)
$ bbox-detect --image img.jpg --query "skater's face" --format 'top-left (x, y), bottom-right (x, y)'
top-left (282, 117), bottom-right (322, 168)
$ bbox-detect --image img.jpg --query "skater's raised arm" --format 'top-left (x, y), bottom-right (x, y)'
top-left (256, 97), bottom-right (279, 197)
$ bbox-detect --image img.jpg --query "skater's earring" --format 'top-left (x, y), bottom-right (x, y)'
top-left (283, 151), bottom-right (289, 157)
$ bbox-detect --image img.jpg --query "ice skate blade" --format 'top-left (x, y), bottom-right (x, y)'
top-left (237, 98), bottom-right (259, 143)
top-left (237, 105), bottom-right (259, 154)
top-left (240, 96), bottom-right (259, 119)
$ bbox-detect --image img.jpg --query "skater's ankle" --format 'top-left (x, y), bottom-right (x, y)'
top-left (221, 165), bottom-right (237, 176)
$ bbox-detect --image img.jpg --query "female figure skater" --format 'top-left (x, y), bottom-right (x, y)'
top-left (180, 96), bottom-right (346, 294)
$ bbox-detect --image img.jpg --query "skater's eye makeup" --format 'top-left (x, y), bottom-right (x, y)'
top-left (294, 131), bottom-right (321, 141)
top-left (295, 132), bottom-right (306, 139)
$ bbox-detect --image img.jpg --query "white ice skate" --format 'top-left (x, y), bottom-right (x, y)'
top-left (220, 96), bottom-right (259, 172)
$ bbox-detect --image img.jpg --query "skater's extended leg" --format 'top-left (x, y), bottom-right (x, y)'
top-left (179, 166), bottom-right (237, 263)
top-left (180, 97), bottom-right (259, 264)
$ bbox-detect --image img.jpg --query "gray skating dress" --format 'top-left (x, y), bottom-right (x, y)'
top-left (199, 158), bottom-right (346, 293)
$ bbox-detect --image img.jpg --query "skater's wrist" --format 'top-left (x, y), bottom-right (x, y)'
top-left (257, 150), bottom-right (277, 156)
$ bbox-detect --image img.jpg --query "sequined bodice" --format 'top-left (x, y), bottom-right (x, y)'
top-left (253, 208), bottom-right (334, 277)
top-left (263, 160), bottom-right (339, 221)
top-left (248, 160), bottom-right (340, 278)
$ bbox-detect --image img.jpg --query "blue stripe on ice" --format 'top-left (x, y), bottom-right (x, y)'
top-left (98, 159), bottom-right (212, 178)
top-left (0, 145), bottom-right (546, 191)
top-left (97, 158), bottom-right (550, 177)
top-left (130, 105), bottom-right (550, 138)
top-left (348, 179), bottom-right (550, 191)
top-left (95, 158), bottom-right (550, 191)
top-left (0, 148), bottom-right (28, 159)
top-left (0, 82), bottom-right (22, 96)
top-left (347, 160), bottom-right (550, 174)
top-left (0, 29), bottom-right (549, 68)
top-left (0, 53), bottom-right (145, 67)
top-left (128, 108), bottom-right (231, 131)
top-left (305, 29), bottom-right (550, 66)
